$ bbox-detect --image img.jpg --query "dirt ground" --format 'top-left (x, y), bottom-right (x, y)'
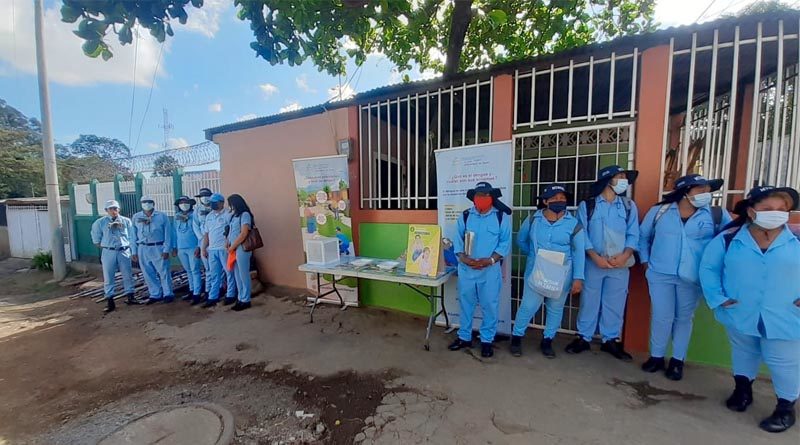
top-left (0, 258), bottom-right (798, 445)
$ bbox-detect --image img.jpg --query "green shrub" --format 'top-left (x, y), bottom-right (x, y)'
top-left (32, 251), bottom-right (53, 271)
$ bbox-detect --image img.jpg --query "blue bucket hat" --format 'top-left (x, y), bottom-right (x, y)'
top-left (194, 188), bottom-right (213, 198)
top-left (538, 183), bottom-right (572, 201)
top-left (174, 195), bottom-right (197, 206)
top-left (209, 193), bottom-right (225, 203)
top-left (662, 174), bottom-right (724, 202)
top-left (733, 185), bottom-right (799, 216)
top-left (590, 165), bottom-right (639, 197)
top-left (466, 181), bottom-right (502, 201)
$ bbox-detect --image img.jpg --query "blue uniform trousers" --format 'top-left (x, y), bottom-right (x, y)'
top-left (646, 269), bottom-right (701, 360)
top-left (727, 325), bottom-right (800, 401)
top-left (177, 248), bottom-right (202, 295)
top-left (577, 261), bottom-right (630, 342)
top-left (233, 246), bottom-right (252, 303)
top-left (457, 264), bottom-right (502, 344)
top-left (139, 245), bottom-right (172, 300)
top-left (101, 248), bottom-right (134, 298)
top-left (513, 284), bottom-right (569, 339)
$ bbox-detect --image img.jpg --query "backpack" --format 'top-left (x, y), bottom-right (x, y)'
top-left (585, 196), bottom-right (633, 222)
top-left (650, 204), bottom-right (724, 242)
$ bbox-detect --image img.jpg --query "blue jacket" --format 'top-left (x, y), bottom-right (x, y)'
top-left (577, 195), bottom-right (640, 257)
top-left (699, 224), bottom-right (800, 340)
top-left (203, 209), bottom-right (231, 251)
top-left (173, 210), bottom-right (199, 250)
top-left (130, 210), bottom-right (172, 255)
top-left (517, 210), bottom-right (585, 281)
top-left (91, 215), bottom-right (133, 248)
top-left (639, 203), bottom-right (732, 283)
top-left (453, 207), bottom-right (512, 280)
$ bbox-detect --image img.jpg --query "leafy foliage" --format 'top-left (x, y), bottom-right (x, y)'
top-left (32, 251), bottom-right (54, 271)
top-left (63, 134), bottom-right (131, 160)
top-left (152, 154), bottom-right (181, 177)
top-left (61, 0), bottom-right (656, 77)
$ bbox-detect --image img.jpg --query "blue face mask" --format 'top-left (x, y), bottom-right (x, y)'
top-left (547, 201), bottom-right (568, 214)
top-left (688, 192), bottom-right (712, 208)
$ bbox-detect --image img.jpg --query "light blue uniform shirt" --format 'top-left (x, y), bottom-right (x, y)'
top-left (173, 210), bottom-right (199, 250)
top-left (699, 224), bottom-right (800, 340)
top-left (577, 195), bottom-right (640, 255)
top-left (193, 205), bottom-right (211, 241)
top-left (130, 210), bottom-right (172, 255)
top-left (453, 207), bottom-right (512, 280)
top-left (228, 211), bottom-right (252, 243)
top-left (517, 210), bottom-right (586, 281)
top-left (639, 203), bottom-right (732, 282)
top-left (91, 215), bottom-right (133, 248)
top-left (203, 209), bottom-right (231, 251)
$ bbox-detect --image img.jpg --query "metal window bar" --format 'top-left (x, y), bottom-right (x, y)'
top-left (142, 176), bottom-right (175, 216)
top-left (359, 78), bottom-right (494, 209)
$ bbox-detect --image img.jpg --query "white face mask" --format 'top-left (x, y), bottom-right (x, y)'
top-left (752, 210), bottom-right (789, 230)
top-left (200, 196), bottom-right (210, 205)
top-left (689, 192), bottom-right (712, 208)
top-left (611, 178), bottom-right (629, 194)
top-left (141, 202), bottom-right (154, 212)
top-left (178, 203), bottom-right (191, 212)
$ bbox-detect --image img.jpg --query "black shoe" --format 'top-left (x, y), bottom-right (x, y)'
top-left (124, 294), bottom-right (140, 305)
top-left (448, 339), bottom-right (472, 351)
top-left (223, 298), bottom-right (236, 306)
top-left (481, 342), bottom-right (494, 358)
top-left (726, 375), bottom-right (754, 412)
top-left (759, 398), bottom-right (796, 433)
top-left (665, 358), bottom-right (684, 381)
top-left (181, 293), bottom-right (193, 301)
top-left (565, 337), bottom-right (591, 354)
top-left (600, 339), bottom-right (633, 362)
top-left (104, 298), bottom-right (116, 313)
top-left (540, 338), bottom-right (556, 359)
top-left (641, 356), bottom-right (666, 373)
top-left (190, 295), bottom-right (204, 306)
top-left (164, 295), bottom-right (175, 304)
top-left (510, 335), bottom-right (522, 357)
top-left (231, 301), bottom-right (251, 311)
top-left (201, 299), bottom-right (218, 308)
top-left (145, 298), bottom-right (162, 305)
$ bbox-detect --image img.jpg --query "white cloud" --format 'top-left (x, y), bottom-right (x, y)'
top-left (147, 142), bottom-right (161, 150)
top-left (208, 102), bottom-right (222, 112)
top-left (0, 1), bottom-right (165, 86)
top-left (655, 0), bottom-right (752, 27)
top-left (237, 113), bottom-right (258, 122)
top-left (327, 84), bottom-right (355, 101)
top-left (259, 83), bottom-right (279, 98)
top-left (295, 74), bottom-right (317, 93)
top-left (167, 137), bottom-right (189, 148)
top-left (280, 102), bottom-right (302, 113)
top-left (183, 0), bottom-right (231, 38)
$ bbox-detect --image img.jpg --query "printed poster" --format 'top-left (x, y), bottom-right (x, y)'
top-left (405, 224), bottom-right (442, 277)
top-left (435, 141), bottom-right (514, 335)
top-left (292, 155), bottom-right (359, 306)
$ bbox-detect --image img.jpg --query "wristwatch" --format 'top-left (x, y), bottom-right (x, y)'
top-left (490, 257), bottom-right (496, 265)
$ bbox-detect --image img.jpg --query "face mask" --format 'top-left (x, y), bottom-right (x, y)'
top-left (200, 196), bottom-right (210, 205)
top-left (178, 203), bottom-right (191, 212)
top-left (752, 210), bottom-right (789, 230)
top-left (211, 202), bottom-right (224, 211)
top-left (688, 192), bottom-right (712, 208)
top-left (611, 178), bottom-right (629, 195)
top-left (474, 196), bottom-right (493, 213)
top-left (141, 202), bottom-right (154, 212)
top-left (547, 201), bottom-right (568, 214)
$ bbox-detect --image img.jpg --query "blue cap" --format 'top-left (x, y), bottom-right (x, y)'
top-left (209, 193), bottom-right (225, 203)
top-left (538, 183), bottom-right (571, 200)
top-left (736, 185), bottom-right (799, 213)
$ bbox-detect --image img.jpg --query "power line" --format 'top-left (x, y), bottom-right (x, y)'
top-left (696, 0), bottom-right (719, 22)
top-left (128, 28), bottom-right (139, 149)
top-left (133, 40), bottom-right (166, 154)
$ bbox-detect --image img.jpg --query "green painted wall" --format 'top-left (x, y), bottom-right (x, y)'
top-left (74, 216), bottom-right (99, 262)
top-left (358, 223), bottom-right (430, 316)
top-left (686, 305), bottom-right (732, 367)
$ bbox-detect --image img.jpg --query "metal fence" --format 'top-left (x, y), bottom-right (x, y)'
top-left (143, 176), bottom-right (176, 216)
top-left (182, 170), bottom-right (221, 199)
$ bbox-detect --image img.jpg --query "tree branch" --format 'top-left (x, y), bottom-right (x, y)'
top-left (444, 0), bottom-right (473, 78)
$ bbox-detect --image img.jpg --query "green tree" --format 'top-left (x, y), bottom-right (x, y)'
top-left (152, 154), bottom-right (181, 177)
top-left (64, 134), bottom-right (131, 160)
top-left (0, 129), bottom-right (46, 198)
top-left (61, 0), bottom-right (656, 77)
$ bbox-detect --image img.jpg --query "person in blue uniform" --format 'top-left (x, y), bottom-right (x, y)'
top-left (449, 182), bottom-right (512, 358)
top-left (193, 188), bottom-right (214, 300)
top-left (172, 195), bottom-right (202, 303)
top-left (201, 193), bottom-right (233, 308)
top-left (131, 195), bottom-right (174, 304)
top-left (511, 184), bottom-right (585, 358)
top-left (566, 165), bottom-right (640, 360)
top-left (91, 200), bottom-right (137, 313)
top-left (226, 194), bottom-right (254, 311)
top-left (639, 174), bottom-right (732, 380)
top-left (700, 185), bottom-right (800, 433)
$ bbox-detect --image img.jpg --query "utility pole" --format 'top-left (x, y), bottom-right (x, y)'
top-left (34, 0), bottom-right (67, 281)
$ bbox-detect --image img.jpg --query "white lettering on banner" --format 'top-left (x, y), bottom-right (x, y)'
top-left (435, 142), bottom-right (514, 335)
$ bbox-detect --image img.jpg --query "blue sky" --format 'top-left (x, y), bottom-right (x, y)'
top-left (0, 0), bottom-right (757, 157)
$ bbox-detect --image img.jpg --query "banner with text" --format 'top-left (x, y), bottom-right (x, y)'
top-left (292, 155), bottom-right (359, 306)
top-left (435, 142), bottom-right (514, 335)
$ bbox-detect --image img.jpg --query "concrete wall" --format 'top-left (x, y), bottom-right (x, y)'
top-left (0, 227), bottom-right (9, 259)
top-left (213, 108), bottom-right (350, 289)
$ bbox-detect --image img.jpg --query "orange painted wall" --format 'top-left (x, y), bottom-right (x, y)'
top-left (214, 108), bottom-right (350, 289)
top-left (624, 45), bottom-right (672, 352)
top-left (492, 74), bottom-right (514, 142)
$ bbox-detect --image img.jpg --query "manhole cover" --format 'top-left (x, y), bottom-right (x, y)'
top-left (99, 403), bottom-right (234, 445)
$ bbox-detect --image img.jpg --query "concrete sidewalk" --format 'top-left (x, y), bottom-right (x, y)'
top-left (139, 293), bottom-right (798, 445)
